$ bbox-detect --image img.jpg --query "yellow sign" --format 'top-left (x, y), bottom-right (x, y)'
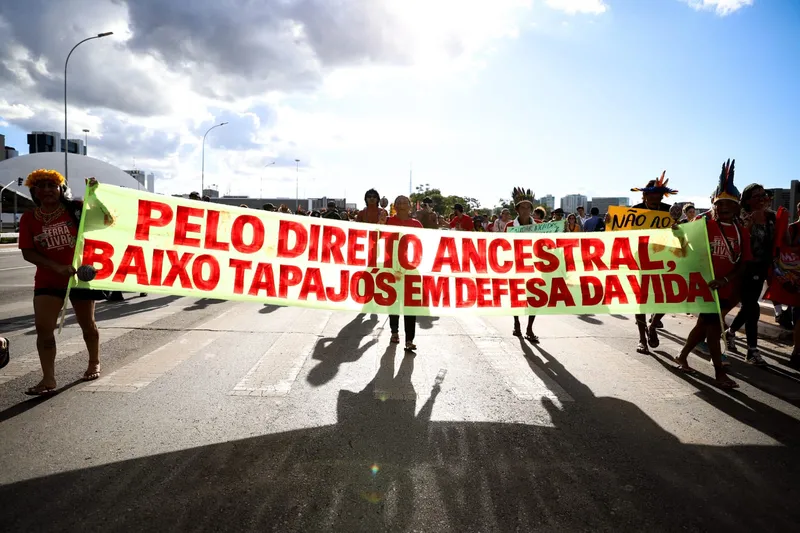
top-left (608, 206), bottom-right (674, 231)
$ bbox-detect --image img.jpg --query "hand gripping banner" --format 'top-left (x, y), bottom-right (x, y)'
top-left (69, 184), bottom-right (719, 317)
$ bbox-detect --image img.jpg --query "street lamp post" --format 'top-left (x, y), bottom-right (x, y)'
top-left (64, 32), bottom-right (113, 183)
top-left (261, 161), bottom-right (275, 199)
top-left (82, 128), bottom-right (89, 155)
top-left (201, 122), bottom-right (228, 195)
top-left (295, 159), bottom-right (300, 212)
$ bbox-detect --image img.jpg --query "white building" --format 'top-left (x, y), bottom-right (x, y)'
top-left (540, 195), bottom-right (555, 211)
top-left (560, 194), bottom-right (588, 214)
top-left (147, 172), bottom-right (155, 193)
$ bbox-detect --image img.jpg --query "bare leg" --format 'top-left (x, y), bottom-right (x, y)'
top-left (72, 299), bottom-right (100, 379)
top-left (31, 295), bottom-right (63, 391)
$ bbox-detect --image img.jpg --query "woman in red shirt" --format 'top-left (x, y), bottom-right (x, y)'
top-left (18, 170), bottom-right (103, 395)
top-left (385, 195), bottom-right (423, 352)
top-left (674, 160), bottom-right (747, 389)
top-left (355, 188), bottom-right (387, 224)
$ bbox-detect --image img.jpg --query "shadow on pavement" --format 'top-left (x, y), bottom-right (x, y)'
top-left (0, 295), bottom-right (183, 334)
top-left (259, 304), bottom-right (281, 314)
top-left (184, 298), bottom-right (226, 311)
top-left (0, 378), bottom-right (83, 423)
top-left (306, 313), bottom-right (379, 386)
top-left (1, 343), bottom-right (798, 532)
top-left (416, 316), bottom-right (439, 330)
top-left (577, 314), bottom-right (603, 325)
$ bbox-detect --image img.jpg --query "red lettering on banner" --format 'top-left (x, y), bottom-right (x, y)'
top-left (455, 278), bottom-right (477, 307)
top-left (321, 226), bottom-right (346, 265)
top-left (277, 220), bottom-right (307, 258)
top-left (580, 276), bottom-right (603, 306)
top-left (687, 272), bottom-right (714, 302)
top-left (113, 245), bottom-right (149, 285)
top-left (404, 275), bottom-right (422, 306)
top-left (135, 200), bottom-right (173, 241)
top-left (163, 250), bottom-right (194, 289)
top-left (326, 271), bottom-right (349, 302)
top-left (347, 228), bottom-right (367, 267)
top-left (82, 238), bottom-right (115, 280)
top-left (192, 254), bottom-right (220, 291)
top-left (379, 232), bottom-right (400, 268)
top-left (278, 265), bottom-right (303, 298)
top-left (231, 215), bottom-right (265, 254)
top-left (488, 239), bottom-right (512, 274)
top-left (367, 231), bottom-right (379, 267)
top-left (351, 271), bottom-right (375, 305)
top-left (399, 235), bottom-right (422, 270)
top-left (174, 205), bottom-right (204, 247)
top-left (491, 278), bottom-right (509, 307)
top-left (603, 275), bottom-right (628, 305)
top-left (610, 238), bottom-right (638, 271)
top-left (204, 210), bottom-right (229, 251)
top-left (638, 236), bottom-right (664, 270)
top-left (150, 249), bottom-right (164, 285)
top-left (556, 238), bottom-right (579, 272)
top-left (548, 278), bottom-right (575, 307)
top-left (649, 274), bottom-right (665, 303)
top-left (375, 272), bottom-right (396, 306)
top-left (662, 273), bottom-right (687, 303)
top-left (509, 278), bottom-right (526, 307)
top-left (462, 239), bottom-right (487, 274)
top-left (422, 276), bottom-right (450, 307)
top-left (525, 278), bottom-right (547, 308)
top-left (514, 240), bottom-right (535, 274)
top-left (626, 274), bottom-right (650, 304)
top-left (432, 237), bottom-right (460, 273)
top-left (308, 224), bottom-right (321, 262)
top-left (298, 267), bottom-right (325, 300)
top-left (475, 278), bottom-right (492, 307)
top-left (230, 258), bottom-right (253, 294)
top-left (533, 239), bottom-right (559, 273)
top-left (580, 239), bottom-right (608, 271)
top-left (248, 262), bottom-right (276, 297)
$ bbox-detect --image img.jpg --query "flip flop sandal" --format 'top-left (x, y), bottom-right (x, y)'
top-left (636, 341), bottom-right (649, 354)
top-left (525, 333), bottom-right (539, 344)
top-left (647, 327), bottom-right (660, 348)
top-left (83, 371), bottom-right (101, 381)
top-left (715, 378), bottom-right (740, 390)
top-left (390, 334), bottom-right (400, 344)
top-left (675, 366), bottom-right (697, 375)
top-left (25, 385), bottom-right (57, 397)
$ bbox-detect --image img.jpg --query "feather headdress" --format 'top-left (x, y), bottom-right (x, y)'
top-left (631, 171), bottom-right (678, 197)
top-left (512, 187), bottom-right (536, 207)
top-left (712, 159), bottom-right (740, 203)
top-left (24, 169), bottom-right (65, 188)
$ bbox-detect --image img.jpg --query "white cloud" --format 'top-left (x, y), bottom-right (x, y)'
top-left (680, 0), bottom-right (754, 16)
top-left (545, 0), bottom-right (608, 15)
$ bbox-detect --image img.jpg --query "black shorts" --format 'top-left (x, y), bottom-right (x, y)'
top-left (33, 288), bottom-right (106, 301)
top-left (699, 299), bottom-right (734, 323)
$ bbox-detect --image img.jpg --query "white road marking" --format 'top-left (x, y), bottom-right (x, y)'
top-left (230, 333), bottom-right (320, 396)
top-left (0, 266), bottom-right (33, 272)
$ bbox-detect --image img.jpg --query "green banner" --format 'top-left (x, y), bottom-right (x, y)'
top-left (506, 220), bottom-right (565, 234)
top-left (70, 184), bottom-right (719, 316)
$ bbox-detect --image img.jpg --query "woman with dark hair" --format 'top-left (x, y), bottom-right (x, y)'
top-left (724, 183), bottom-right (773, 365)
top-left (17, 170), bottom-right (103, 395)
top-left (386, 195), bottom-right (423, 351)
top-left (506, 187), bottom-right (539, 343)
top-left (356, 188), bottom-right (386, 223)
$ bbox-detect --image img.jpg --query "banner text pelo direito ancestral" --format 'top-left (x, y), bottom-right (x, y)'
top-left (76, 186), bottom-right (719, 316)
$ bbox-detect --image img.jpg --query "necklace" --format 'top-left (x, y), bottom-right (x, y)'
top-left (34, 205), bottom-right (65, 225)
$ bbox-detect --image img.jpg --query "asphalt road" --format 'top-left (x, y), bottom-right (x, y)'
top-left (1, 247), bottom-right (799, 532)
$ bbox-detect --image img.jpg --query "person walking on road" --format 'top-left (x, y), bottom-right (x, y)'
top-left (506, 187), bottom-right (539, 343)
top-left (385, 195), bottom-right (423, 352)
top-left (17, 170), bottom-right (104, 396)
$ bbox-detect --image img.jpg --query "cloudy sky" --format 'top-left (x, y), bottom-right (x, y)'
top-left (0, 0), bottom-right (797, 208)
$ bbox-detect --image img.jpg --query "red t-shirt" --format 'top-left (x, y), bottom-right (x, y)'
top-left (449, 214), bottom-right (474, 231)
top-left (18, 208), bottom-right (79, 289)
top-left (357, 206), bottom-right (386, 224)
top-left (705, 217), bottom-right (751, 301)
top-left (386, 216), bottom-right (423, 229)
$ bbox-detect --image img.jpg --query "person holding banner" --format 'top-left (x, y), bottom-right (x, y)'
top-left (724, 184), bottom-right (774, 366)
top-left (630, 171), bottom-right (678, 353)
top-left (386, 195), bottom-right (423, 352)
top-left (674, 160), bottom-right (747, 389)
top-left (17, 170), bottom-right (103, 396)
top-left (449, 204), bottom-right (474, 231)
top-left (507, 187), bottom-right (539, 343)
top-left (356, 189), bottom-right (387, 224)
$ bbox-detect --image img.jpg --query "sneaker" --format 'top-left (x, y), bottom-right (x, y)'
top-left (720, 353), bottom-right (730, 366)
top-left (745, 349), bottom-right (767, 366)
top-left (725, 330), bottom-right (737, 352)
top-left (649, 316), bottom-right (664, 329)
top-left (0, 337), bottom-right (8, 370)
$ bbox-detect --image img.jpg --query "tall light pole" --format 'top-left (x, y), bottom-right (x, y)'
top-left (64, 32), bottom-right (113, 183)
top-left (295, 159), bottom-right (300, 212)
top-left (201, 122), bottom-right (228, 195)
top-left (82, 128), bottom-right (89, 155)
top-left (261, 161), bottom-right (275, 199)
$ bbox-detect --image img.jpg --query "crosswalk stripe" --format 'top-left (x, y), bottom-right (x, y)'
top-left (457, 315), bottom-right (574, 404)
top-left (230, 332), bottom-right (320, 396)
top-left (81, 306), bottom-right (240, 393)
